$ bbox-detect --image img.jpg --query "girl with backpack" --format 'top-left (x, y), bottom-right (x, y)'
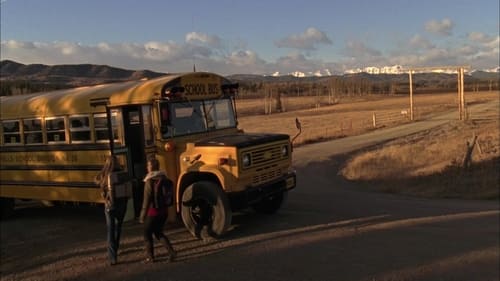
top-left (94, 155), bottom-right (130, 265)
top-left (139, 155), bottom-right (177, 263)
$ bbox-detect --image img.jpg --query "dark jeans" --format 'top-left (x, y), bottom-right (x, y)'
top-left (143, 214), bottom-right (174, 259)
top-left (143, 214), bottom-right (167, 243)
top-left (104, 198), bottom-right (128, 263)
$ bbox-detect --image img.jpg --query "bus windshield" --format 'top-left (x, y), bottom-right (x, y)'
top-left (160, 98), bottom-right (236, 137)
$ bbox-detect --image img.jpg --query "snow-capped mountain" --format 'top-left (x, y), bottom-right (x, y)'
top-left (271, 65), bottom-right (498, 77)
top-left (482, 66), bottom-right (500, 73)
top-left (272, 69), bottom-right (333, 77)
top-left (345, 65), bottom-right (404, 74)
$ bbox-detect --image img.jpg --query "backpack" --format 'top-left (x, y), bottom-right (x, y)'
top-left (152, 177), bottom-right (174, 209)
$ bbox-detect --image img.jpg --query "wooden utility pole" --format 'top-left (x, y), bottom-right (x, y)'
top-left (459, 67), bottom-right (466, 120)
top-left (409, 70), bottom-right (414, 121)
top-left (407, 65), bottom-right (469, 122)
top-left (457, 69), bottom-right (460, 119)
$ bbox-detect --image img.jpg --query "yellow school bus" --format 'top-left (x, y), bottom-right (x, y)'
top-left (0, 72), bottom-right (296, 239)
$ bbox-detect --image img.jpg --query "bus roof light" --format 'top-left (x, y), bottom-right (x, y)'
top-left (221, 83), bottom-right (239, 96)
top-left (162, 86), bottom-right (185, 100)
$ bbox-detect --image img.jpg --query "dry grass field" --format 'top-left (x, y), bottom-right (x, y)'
top-left (340, 119), bottom-right (499, 199)
top-left (237, 91), bottom-right (499, 199)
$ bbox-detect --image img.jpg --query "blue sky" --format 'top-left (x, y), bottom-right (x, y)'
top-left (1, 0), bottom-right (498, 75)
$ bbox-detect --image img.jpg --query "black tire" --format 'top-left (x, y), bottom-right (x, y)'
top-left (0, 198), bottom-right (15, 219)
top-left (181, 181), bottom-right (232, 240)
top-left (252, 191), bottom-right (287, 214)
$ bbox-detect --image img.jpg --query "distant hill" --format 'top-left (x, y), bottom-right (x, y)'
top-left (1, 60), bottom-right (497, 96)
top-left (2, 60), bottom-right (497, 86)
top-left (228, 71), bottom-right (491, 85)
top-left (0, 60), bottom-right (166, 86)
top-left (470, 70), bottom-right (500, 80)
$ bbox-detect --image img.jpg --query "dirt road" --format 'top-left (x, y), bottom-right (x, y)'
top-left (293, 100), bottom-right (499, 167)
top-left (1, 102), bottom-right (498, 281)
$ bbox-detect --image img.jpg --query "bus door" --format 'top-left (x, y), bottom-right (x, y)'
top-left (116, 105), bottom-right (154, 216)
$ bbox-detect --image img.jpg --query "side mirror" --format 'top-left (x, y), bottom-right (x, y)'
top-left (292, 118), bottom-right (302, 148)
top-left (295, 118), bottom-right (301, 130)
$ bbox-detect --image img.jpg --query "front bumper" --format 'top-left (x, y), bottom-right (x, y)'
top-left (227, 171), bottom-right (296, 210)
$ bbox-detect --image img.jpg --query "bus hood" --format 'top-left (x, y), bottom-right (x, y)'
top-left (194, 133), bottom-right (289, 148)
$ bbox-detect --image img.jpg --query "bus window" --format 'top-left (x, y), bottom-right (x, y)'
top-left (94, 113), bottom-right (109, 142)
top-left (2, 120), bottom-right (21, 145)
top-left (159, 98), bottom-right (236, 138)
top-left (170, 102), bottom-right (206, 135)
top-left (111, 109), bottom-right (124, 145)
top-left (46, 117), bottom-right (66, 143)
top-left (69, 115), bottom-right (91, 143)
top-left (23, 118), bottom-right (43, 144)
top-left (129, 110), bottom-right (140, 125)
top-left (203, 99), bottom-right (236, 129)
top-left (93, 112), bottom-right (122, 144)
top-left (142, 105), bottom-right (154, 146)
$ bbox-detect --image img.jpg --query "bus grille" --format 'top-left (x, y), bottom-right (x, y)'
top-left (250, 144), bottom-right (285, 167)
top-left (252, 165), bottom-right (283, 185)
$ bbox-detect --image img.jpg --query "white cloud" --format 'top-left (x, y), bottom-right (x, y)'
top-left (467, 32), bottom-right (489, 43)
top-left (457, 44), bottom-right (478, 56)
top-left (425, 18), bottom-right (454, 36)
top-left (3, 40), bottom-right (36, 49)
top-left (1, 27), bottom-right (498, 75)
top-left (342, 40), bottom-right (382, 58)
top-left (484, 35), bottom-right (499, 51)
top-left (97, 42), bottom-right (112, 52)
top-left (185, 32), bottom-right (222, 49)
top-left (409, 34), bottom-right (435, 49)
top-left (271, 52), bottom-right (340, 75)
top-left (275, 27), bottom-right (332, 50)
top-left (53, 41), bottom-right (83, 55)
top-left (143, 41), bottom-right (181, 60)
top-left (228, 50), bottom-right (262, 66)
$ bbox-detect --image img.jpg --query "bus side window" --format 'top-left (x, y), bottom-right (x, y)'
top-left (94, 113), bottom-right (109, 142)
top-left (24, 118), bottom-right (43, 144)
top-left (69, 115), bottom-right (91, 143)
top-left (93, 111), bottom-right (122, 145)
top-left (2, 120), bottom-right (21, 145)
top-left (46, 117), bottom-right (66, 143)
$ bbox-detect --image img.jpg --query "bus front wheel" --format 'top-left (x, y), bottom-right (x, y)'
top-left (181, 181), bottom-right (232, 240)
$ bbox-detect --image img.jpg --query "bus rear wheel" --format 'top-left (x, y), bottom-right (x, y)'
top-left (0, 198), bottom-right (15, 219)
top-left (181, 181), bottom-right (231, 240)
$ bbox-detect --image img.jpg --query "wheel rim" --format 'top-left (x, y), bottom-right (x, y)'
top-left (189, 197), bottom-right (213, 226)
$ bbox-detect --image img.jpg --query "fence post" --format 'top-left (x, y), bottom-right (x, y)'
top-left (372, 113), bottom-right (377, 127)
top-left (462, 134), bottom-right (478, 169)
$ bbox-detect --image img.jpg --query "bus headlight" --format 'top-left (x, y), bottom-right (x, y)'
top-left (282, 145), bottom-right (288, 157)
top-left (242, 153), bottom-right (251, 167)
